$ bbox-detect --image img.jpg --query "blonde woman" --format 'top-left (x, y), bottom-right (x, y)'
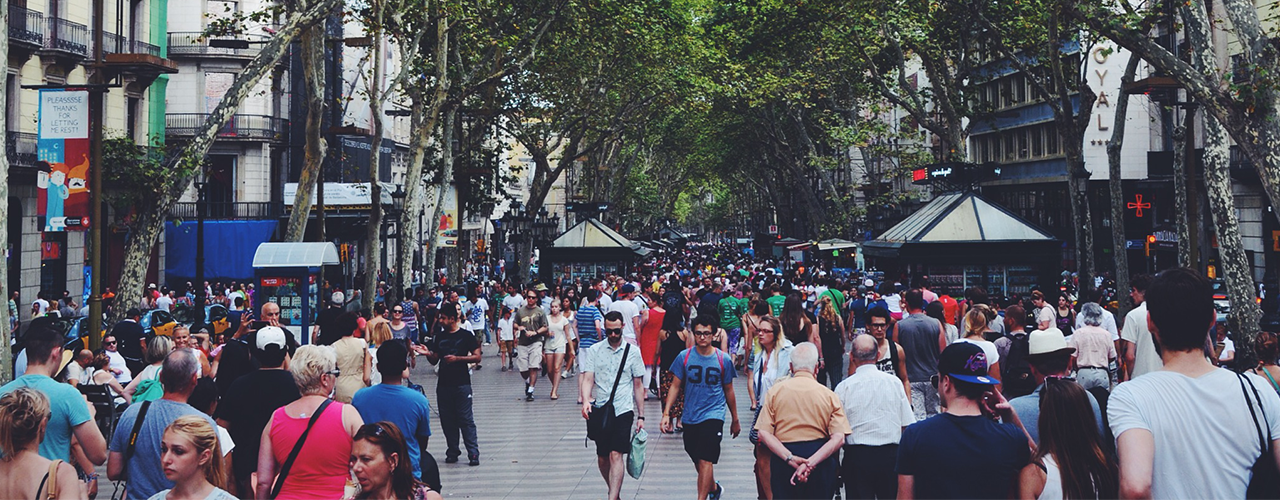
top-left (815, 296), bottom-right (846, 388)
top-left (367, 321), bottom-right (393, 386)
top-left (0, 388), bottom-right (83, 500)
top-left (148, 416), bottom-right (235, 499)
top-left (543, 301), bottom-right (570, 400)
top-left (956, 307), bottom-right (1002, 387)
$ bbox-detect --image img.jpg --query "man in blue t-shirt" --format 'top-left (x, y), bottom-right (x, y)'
top-left (662, 315), bottom-right (740, 500)
top-left (353, 340), bottom-right (436, 483)
top-left (895, 342), bottom-right (1031, 499)
top-left (0, 318), bottom-right (106, 464)
top-left (576, 290), bottom-right (605, 366)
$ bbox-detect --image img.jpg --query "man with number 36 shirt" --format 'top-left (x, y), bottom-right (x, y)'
top-left (662, 314), bottom-right (741, 500)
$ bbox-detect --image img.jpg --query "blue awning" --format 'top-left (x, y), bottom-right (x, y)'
top-left (166, 220), bottom-right (278, 282)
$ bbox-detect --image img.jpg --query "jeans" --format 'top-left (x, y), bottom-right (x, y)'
top-left (819, 349), bottom-right (845, 388)
top-left (909, 381), bottom-right (940, 420)
top-left (842, 444), bottom-right (898, 499)
top-left (437, 384), bottom-right (479, 459)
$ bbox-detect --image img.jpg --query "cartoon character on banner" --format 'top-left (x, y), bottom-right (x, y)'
top-left (37, 161), bottom-right (69, 231)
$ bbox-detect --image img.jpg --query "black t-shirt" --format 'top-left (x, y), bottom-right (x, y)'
top-left (213, 338), bottom-right (258, 397)
top-left (426, 328), bottom-right (480, 387)
top-left (110, 320), bottom-right (145, 360)
top-left (895, 413), bottom-right (1030, 499)
top-left (214, 369), bottom-right (301, 480)
top-left (315, 306), bottom-right (344, 345)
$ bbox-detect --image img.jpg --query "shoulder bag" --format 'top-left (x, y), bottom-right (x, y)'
top-left (1238, 371), bottom-right (1280, 499)
top-left (270, 399), bottom-right (334, 499)
top-left (587, 344), bottom-right (631, 442)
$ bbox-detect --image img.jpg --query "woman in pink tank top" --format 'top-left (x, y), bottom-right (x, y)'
top-left (257, 345), bottom-right (365, 500)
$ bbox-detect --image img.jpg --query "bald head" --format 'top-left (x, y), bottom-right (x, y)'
top-left (261, 301), bottom-right (282, 322)
top-left (852, 335), bottom-right (878, 365)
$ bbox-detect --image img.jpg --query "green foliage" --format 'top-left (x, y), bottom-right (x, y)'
top-left (101, 136), bottom-right (193, 213)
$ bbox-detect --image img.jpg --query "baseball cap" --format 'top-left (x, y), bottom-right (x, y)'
top-left (256, 326), bottom-right (288, 350)
top-left (1028, 328), bottom-right (1076, 357)
top-left (331, 291), bottom-right (345, 304)
top-left (937, 342), bottom-right (999, 385)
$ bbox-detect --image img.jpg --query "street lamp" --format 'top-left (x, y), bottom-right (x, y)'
top-left (388, 185), bottom-right (407, 301)
top-left (194, 180), bottom-right (207, 330)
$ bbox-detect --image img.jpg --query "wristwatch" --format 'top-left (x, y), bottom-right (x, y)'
top-left (785, 454), bottom-right (795, 463)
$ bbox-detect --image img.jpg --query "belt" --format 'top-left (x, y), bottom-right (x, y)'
top-left (1078, 366), bottom-right (1107, 370)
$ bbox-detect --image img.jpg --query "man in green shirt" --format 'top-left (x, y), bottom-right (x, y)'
top-left (719, 285), bottom-right (748, 359)
top-left (766, 284), bottom-right (787, 317)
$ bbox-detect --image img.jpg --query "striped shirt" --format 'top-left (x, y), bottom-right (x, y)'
top-left (577, 304), bottom-right (603, 350)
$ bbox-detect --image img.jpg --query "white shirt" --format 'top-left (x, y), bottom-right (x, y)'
top-left (585, 340), bottom-right (645, 417)
top-left (31, 299), bottom-right (48, 318)
top-left (105, 350), bottom-right (132, 383)
top-left (1075, 307), bottom-right (1119, 341)
top-left (598, 293), bottom-right (613, 311)
top-left (497, 317), bottom-right (515, 341)
top-left (1121, 303), bottom-right (1163, 378)
top-left (1109, 368), bottom-right (1280, 499)
top-left (1035, 306), bottom-right (1056, 327)
top-left (156, 296), bottom-right (174, 311)
top-left (501, 295), bottom-right (523, 314)
top-left (609, 300), bottom-right (641, 340)
top-left (835, 364), bottom-right (915, 446)
top-left (1219, 337), bottom-right (1235, 361)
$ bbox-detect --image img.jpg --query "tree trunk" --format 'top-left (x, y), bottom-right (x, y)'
top-left (284, 27), bottom-right (329, 242)
top-left (1172, 115), bottom-right (1192, 269)
top-left (110, 0), bottom-right (340, 324)
top-left (0, 0), bottom-right (12, 384)
top-left (1108, 56), bottom-right (1140, 318)
top-left (1184, 0), bottom-right (1263, 368)
top-left (1064, 141), bottom-right (1095, 297)
top-left (424, 109), bottom-right (456, 285)
top-left (362, 2), bottom-right (386, 309)
top-left (400, 6), bottom-right (449, 295)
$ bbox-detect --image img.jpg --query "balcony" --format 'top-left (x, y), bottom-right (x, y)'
top-left (169, 201), bottom-right (285, 220)
top-left (8, 6), bottom-right (45, 53)
top-left (95, 31), bottom-right (177, 79)
top-left (167, 32), bottom-right (269, 60)
top-left (6, 131), bottom-right (39, 168)
top-left (166, 114), bottom-right (289, 143)
top-left (43, 17), bottom-right (89, 59)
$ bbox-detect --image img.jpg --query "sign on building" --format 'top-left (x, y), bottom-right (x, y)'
top-left (37, 89), bottom-right (91, 232)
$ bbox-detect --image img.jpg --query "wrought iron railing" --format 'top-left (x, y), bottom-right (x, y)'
top-left (132, 39), bottom-right (161, 57)
top-left (46, 17), bottom-right (88, 56)
top-left (165, 114), bottom-right (288, 141)
top-left (6, 131), bottom-right (39, 168)
top-left (169, 201), bottom-right (284, 220)
top-left (9, 6), bottom-right (44, 46)
top-left (166, 32), bottom-right (268, 58)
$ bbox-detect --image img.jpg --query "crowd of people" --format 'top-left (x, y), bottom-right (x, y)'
top-left (3, 241), bottom-right (1279, 499)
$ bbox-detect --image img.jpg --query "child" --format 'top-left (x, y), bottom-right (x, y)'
top-left (498, 307), bottom-right (515, 371)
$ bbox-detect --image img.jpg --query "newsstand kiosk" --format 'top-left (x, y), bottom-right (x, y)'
top-left (252, 242), bottom-right (340, 344)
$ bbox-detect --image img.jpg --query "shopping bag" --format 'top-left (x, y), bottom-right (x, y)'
top-left (627, 428), bottom-right (648, 479)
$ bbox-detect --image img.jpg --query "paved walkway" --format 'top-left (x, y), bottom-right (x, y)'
top-left (415, 344), bottom-right (759, 499)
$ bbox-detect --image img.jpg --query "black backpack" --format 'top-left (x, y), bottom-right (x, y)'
top-left (1002, 332), bottom-right (1036, 398)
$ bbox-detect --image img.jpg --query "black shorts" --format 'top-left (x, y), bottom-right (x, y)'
top-left (682, 419), bottom-right (724, 464)
top-left (593, 410), bottom-right (634, 458)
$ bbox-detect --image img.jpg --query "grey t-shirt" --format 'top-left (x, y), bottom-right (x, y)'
top-left (110, 399), bottom-right (218, 500)
top-left (896, 313), bottom-right (942, 382)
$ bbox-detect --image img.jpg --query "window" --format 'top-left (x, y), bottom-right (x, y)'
top-left (1017, 129), bottom-right (1029, 159)
top-left (5, 74), bottom-right (17, 132)
top-left (1000, 78), bottom-right (1013, 108)
top-left (1004, 133), bottom-right (1016, 161)
top-left (1031, 125), bottom-right (1044, 157)
top-left (1046, 125), bottom-right (1060, 155)
top-left (126, 97), bottom-right (139, 140)
top-left (1014, 75), bottom-right (1027, 104)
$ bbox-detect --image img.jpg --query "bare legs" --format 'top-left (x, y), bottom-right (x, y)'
top-left (597, 451), bottom-right (626, 500)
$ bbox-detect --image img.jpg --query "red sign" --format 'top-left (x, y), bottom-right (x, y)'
top-left (768, 225), bottom-right (779, 235)
top-left (1127, 194), bottom-right (1151, 218)
top-left (912, 168), bottom-right (928, 182)
top-left (41, 241), bottom-right (61, 260)
top-left (261, 277), bottom-right (283, 287)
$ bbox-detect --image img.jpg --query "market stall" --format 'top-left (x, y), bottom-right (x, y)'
top-left (539, 218), bottom-right (649, 285)
top-left (251, 242), bottom-right (339, 343)
top-left (862, 191), bottom-right (1059, 299)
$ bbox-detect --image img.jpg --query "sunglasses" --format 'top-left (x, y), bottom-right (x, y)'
top-left (757, 328), bottom-right (775, 334)
top-left (393, 309), bottom-right (404, 313)
top-left (930, 374), bottom-right (941, 389)
top-left (327, 369), bottom-right (341, 377)
top-left (104, 340), bottom-right (117, 346)
top-left (605, 328), bottom-right (624, 335)
top-left (869, 323), bottom-right (889, 329)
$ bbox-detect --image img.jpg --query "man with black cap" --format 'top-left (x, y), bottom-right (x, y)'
top-left (421, 301), bottom-right (482, 466)
top-left (895, 342), bottom-right (1031, 499)
top-left (1007, 327), bottom-right (1103, 444)
top-left (109, 307), bottom-right (147, 375)
top-left (214, 326), bottom-right (300, 496)
top-left (353, 339), bottom-right (436, 483)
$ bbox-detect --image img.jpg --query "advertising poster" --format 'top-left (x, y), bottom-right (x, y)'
top-left (36, 89), bottom-right (91, 232)
top-left (438, 184), bottom-right (458, 247)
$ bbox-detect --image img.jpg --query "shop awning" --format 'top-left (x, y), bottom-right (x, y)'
top-left (815, 238), bottom-right (858, 251)
top-left (864, 191), bottom-right (1057, 260)
top-left (252, 242), bottom-right (341, 268)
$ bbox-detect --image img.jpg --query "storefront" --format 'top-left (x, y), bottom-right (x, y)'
top-left (538, 218), bottom-right (648, 285)
top-left (862, 191), bottom-right (1060, 300)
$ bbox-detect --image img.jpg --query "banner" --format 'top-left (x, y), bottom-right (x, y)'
top-left (37, 90), bottom-right (91, 231)
top-left (437, 184), bottom-right (458, 247)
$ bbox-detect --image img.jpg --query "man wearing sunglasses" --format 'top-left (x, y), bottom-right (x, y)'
top-left (515, 291), bottom-right (550, 401)
top-left (421, 302), bottom-right (482, 466)
top-left (581, 311), bottom-right (646, 500)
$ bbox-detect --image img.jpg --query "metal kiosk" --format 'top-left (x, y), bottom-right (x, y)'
top-left (252, 242), bottom-right (339, 344)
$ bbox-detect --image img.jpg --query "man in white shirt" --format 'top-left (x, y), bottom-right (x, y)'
top-left (835, 335), bottom-right (915, 500)
top-left (155, 289), bottom-right (174, 312)
top-left (1120, 274), bottom-right (1162, 381)
top-left (31, 291), bottom-right (49, 320)
top-left (101, 333), bottom-right (132, 384)
top-left (608, 285), bottom-right (641, 343)
top-left (1110, 268), bottom-right (1280, 499)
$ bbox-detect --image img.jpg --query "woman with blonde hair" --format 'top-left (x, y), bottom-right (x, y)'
top-left (148, 415), bottom-right (235, 499)
top-left (955, 307), bottom-right (1002, 385)
top-left (815, 295), bottom-right (847, 388)
top-left (257, 345), bottom-right (364, 500)
top-left (750, 316), bottom-right (794, 500)
top-left (366, 321), bottom-right (393, 386)
top-left (0, 388), bottom-right (83, 500)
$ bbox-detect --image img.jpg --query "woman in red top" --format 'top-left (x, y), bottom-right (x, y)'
top-left (640, 290), bottom-right (666, 395)
top-left (257, 344), bottom-right (364, 500)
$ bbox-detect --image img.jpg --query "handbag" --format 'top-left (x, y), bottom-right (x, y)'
top-left (587, 344), bottom-right (631, 441)
top-left (1238, 372), bottom-right (1280, 499)
top-left (270, 399), bottom-right (334, 499)
top-left (627, 428), bottom-right (648, 479)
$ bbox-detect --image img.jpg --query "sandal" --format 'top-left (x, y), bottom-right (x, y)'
top-left (550, 393), bottom-right (559, 400)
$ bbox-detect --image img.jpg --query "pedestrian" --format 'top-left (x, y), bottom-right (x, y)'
top-left (749, 316), bottom-right (794, 498)
top-left (350, 422), bottom-right (443, 500)
top-left (352, 340), bottom-right (434, 482)
top-left (1007, 328), bottom-right (1103, 444)
top-left (420, 302), bottom-right (482, 466)
top-left (926, 300), bottom-right (958, 346)
top-left (543, 301), bottom-right (571, 400)
top-left (123, 336), bottom-right (174, 400)
top-left (1054, 294), bottom-right (1075, 338)
top-left (895, 342), bottom-right (1031, 499)
top-left (1120, 273), bottom-right (1159, 381)
top-left (581, 311), bottom-right (646, 500)
top-left (640, 290), bottom-right (665, 395)
top-left (82, 351), bottom-right (130, 407)
top-left (1031, 290), bottom-right (1054, 330)
top-left (1017, 378), bottom-right (1117, 500)
top-left (514, 290), bottom-right (549, 401)
top-left (718, 284), bottom-right (747, 368)
top-left (835, 335), bottom-right (915, 500)
top-left (780, 294), bottom-right (819, 351)
top-left (365, 302), bottom-right (389, 340)
top-left (1252, 331), bottom-right (1280, 393)
top-left (106, 349), bottom-right (223, 500)
top-left (109, 308), bottom-right (147, 376)
top-left (661, 315), bottom-right (741, 500)
top-left (211, 326), bottom-right (299, 497)
top-left (400, 288), bottom-right (421, 342)
top-left (955, 307), bottom-right (1002, 384)
top-left (388, 304), bottom-right (413, 350)
top-left (256, 345), bottom-right (364, 500)
top-left (0, 387), bottom-right (84, 500)
top-left (464, 292), bottom-right (490, 347)
top-left (366, 320), bottom-right (391, 386)
top-left (1069, 303), bottom-right (1118, 391)
top-left (496, 307), bottom-right (515, 372)
top-left (1110, 268), bottom-right (1280, 498)
top-left (741, 298), bottom-right (771, 408)
top-left (332, 312), bottom-right (372, 403)
top-left (100, 334), bottom-right (132, 385)
top-left (313, 291), bottom-right (347, 346)
top-left (212, 304), bottom-right (274, 397)
top-left (0, 318), bottom-right (107, 465)
top-left (815, 295), bottom-right (846, 388)
top-left (893, 289), bottom-right (946, 419)
top-left (754, 342), bottom-right (851, 499)
top-left (149, 416), bottom-right (235, 500)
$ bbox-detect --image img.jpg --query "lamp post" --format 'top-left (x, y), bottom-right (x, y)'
top-left (194, 181), bottom-right (207, 330)
top-left (386, 185), bottom-right (407, 301)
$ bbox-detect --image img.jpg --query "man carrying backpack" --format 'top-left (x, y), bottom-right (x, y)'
top-left (995, 305), bottom-right (1036, 399)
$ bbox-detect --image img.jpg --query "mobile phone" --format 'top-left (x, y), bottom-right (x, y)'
top-left (251, 320), bottom-right (270, 330)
